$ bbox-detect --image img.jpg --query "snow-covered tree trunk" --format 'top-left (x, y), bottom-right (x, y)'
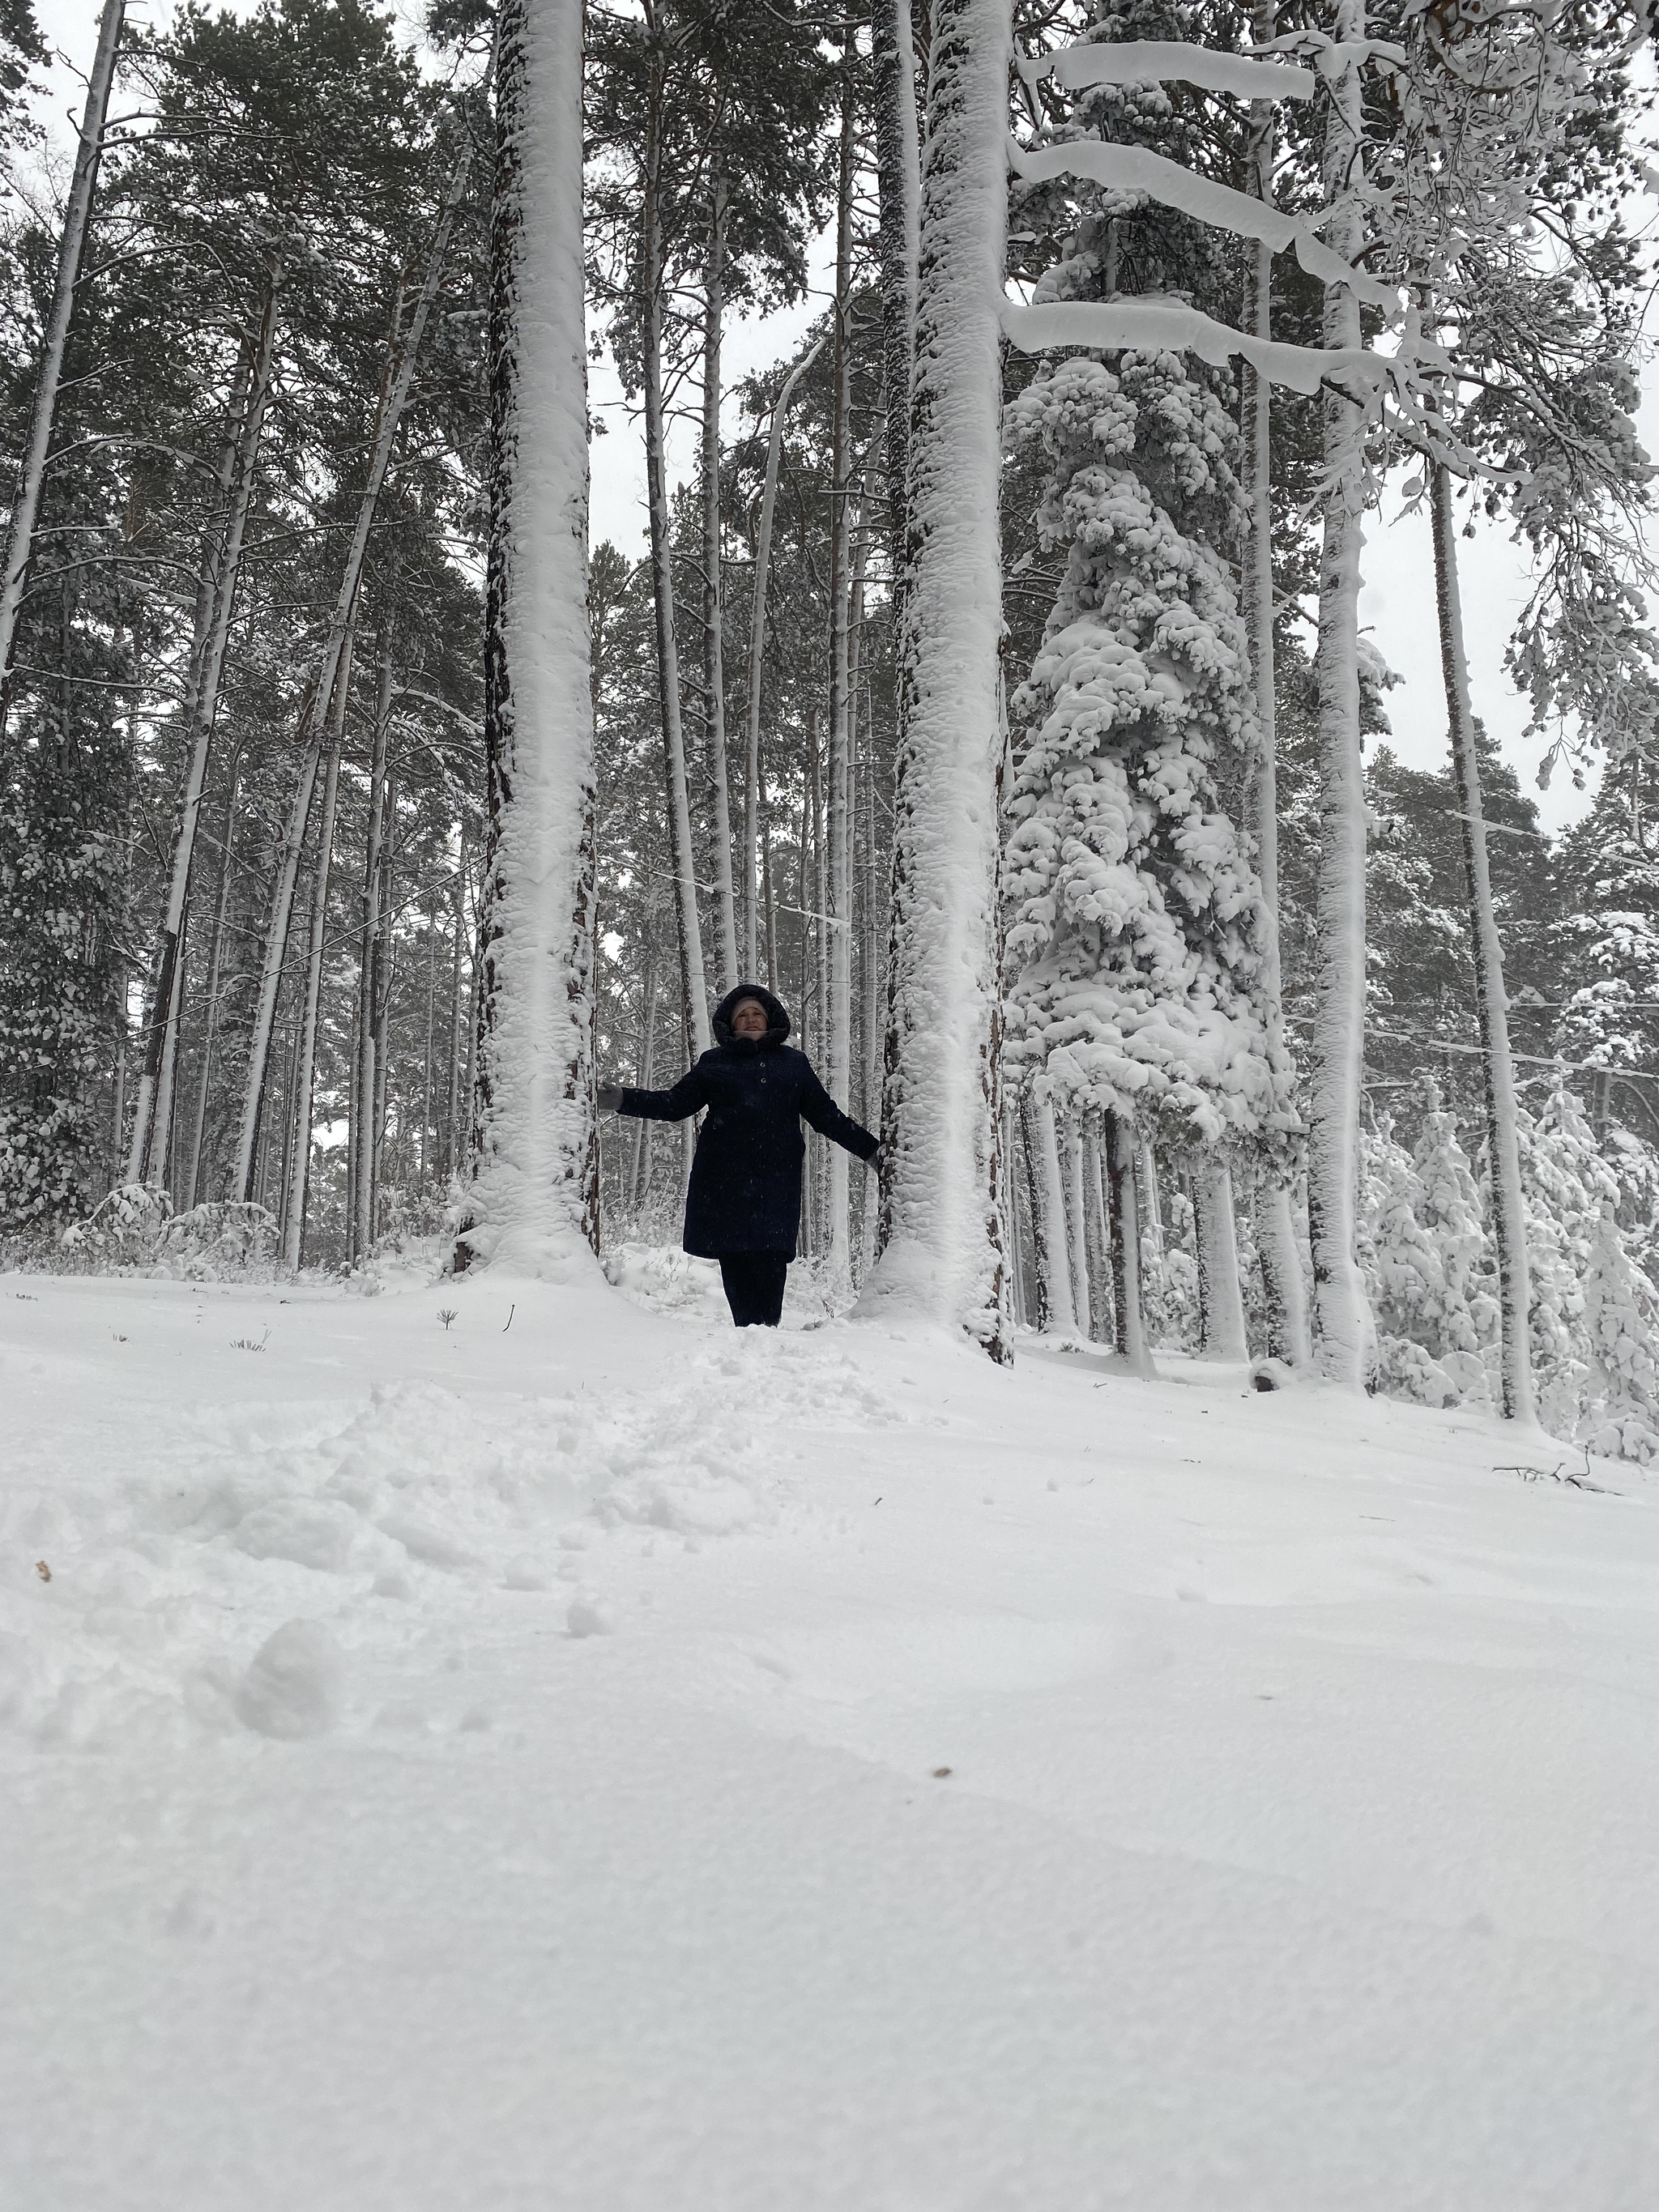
top-left (128, 276), bottom-right (279, 1188)
top-left (873, 0), bottom-right (921, 559)
top-left (1304, 5), bottom-right (1375, 1388)
top-left (1195, 1159), bottom-right (1249, 1361)
top-left (1082, 1119), bottom-right (1112, 1345)
top-left (1016, 1093), bottom-right (1053, 1332)
top-left (1431, 460), bottom-right (1534, 1423)
top-left (861, 0), bottom-right (1012, 1359)
top-left (0, 0), bottom-right (125, 715)
top-left (457, 0), bottom-right (599, 1275)
top-left (629, 927), bottom-right (660, 1212)
top-left (282, 663), bottom-right (348, 1271)
top-left (742, 340), bottom-right (821, 979)
top-left (1240, 27), bottom-right (1311, 1368)
top-left (700, 178), bottom-right (739, 995)
top-left (181, 746), bottom-right (242, 1210)
top-left (350, 646), bottom-right (394, 1263)
top-left (1064, 1114), bottom-right (1091, 1336)
top-left (444, 829), bottom-right (467, 1184)
top-left (1105, 1110), bottom-right (1148, 1374)
top-left (1034, 1089), bottom-right (1077, 1335)
top-left (642, 55), bottom-right (710, 1059)
top-left (825, 66), bottom-right (859, 1290)
top-left (235, 128), bottom-right (474, 1202)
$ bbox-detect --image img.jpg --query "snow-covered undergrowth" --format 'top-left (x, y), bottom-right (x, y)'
top-left (4, 1266), bottom-right (1657, 2209)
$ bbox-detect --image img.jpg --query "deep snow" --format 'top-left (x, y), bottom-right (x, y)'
top-left (3, 1258), bottom-right (1657, 2210)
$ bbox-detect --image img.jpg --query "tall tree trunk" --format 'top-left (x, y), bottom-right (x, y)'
top-left (458, 0), bottom-right (600, 1275)
top-left (700, 179), bottom-right (739, 992)
top-left (630, 923), bottom-right (659, 1213)
top-left (862, 0), bottom-right (1011, 1358)
top-left (1016, 1093), bottom-right (1050, 1332)
top-left (742, 339), bottom-right (821, 978)
top-left (1033, 1090), bottom-right (1076, 1335)
top-left (0, 0), bottom-right (126, 715)
top-left (445, 828), bottom-right (467, 1183)
top-left (281, 643), bottom-right (350, 1272)
top-left (352, 645), bottom-right (394, 1263)
top-left (371, 770), bottom-right (395, 1231)
top-left (420, 895), bottom-right (438, 1185)
top-left (127, 277), bottom-right (279, 1186)
top-left (1105, 1110), bottom-right (1149, 1375)
top-left (233, 126), bottom-right (474, 1201)
top-left (1305, 2), bottom-right (1375, 1387)
top-left (1431, 460), bottom-right (1535, 1422)
top-left (823, 58), bottom-right (859, 1289)
top-left (1241, 25), bottom-right (1311, 1368)
top-left (182, 746), bottom-right (242, 1209)
top-left (1195, 1159), bottom-right (1249, 1360)
top-left (873, 0), bottom-right (921, 560)
top-left (1082, 1119), bottom-right (1112, 1346)
top-left (642, 53), bottom-right (710, 1058)
top-left (1064, 1114), bottom-right (1091, 1337)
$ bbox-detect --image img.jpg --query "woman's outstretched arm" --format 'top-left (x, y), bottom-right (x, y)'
top-left (614, 1063), bottom-right (710, 1123)
top-left (797, 1060), bottom-right (880, 1161)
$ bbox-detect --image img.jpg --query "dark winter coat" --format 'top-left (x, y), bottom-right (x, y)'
top-left (617, 985), bottom-right (878, 1259)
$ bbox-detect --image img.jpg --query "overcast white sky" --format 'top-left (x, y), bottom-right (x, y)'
top-left (28, 0), bottom-right (1657, 832)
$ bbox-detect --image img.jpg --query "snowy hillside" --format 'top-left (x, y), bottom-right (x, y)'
top-left (5, 1263), bottom-right (1656, 2210)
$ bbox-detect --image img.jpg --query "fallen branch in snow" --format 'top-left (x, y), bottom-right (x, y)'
top-left (1494, 1451), bottom-right (1616, 1495)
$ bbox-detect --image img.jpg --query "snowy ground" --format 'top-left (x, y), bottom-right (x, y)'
top-left (4, 1258), bottom-right (1657, 2210)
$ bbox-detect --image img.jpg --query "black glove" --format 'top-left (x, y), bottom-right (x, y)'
top-left (597, 1082), bottom-right (625, 1114)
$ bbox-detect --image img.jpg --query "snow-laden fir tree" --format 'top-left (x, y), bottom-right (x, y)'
top-left (1513, 1079), bottom-right (1607, 1446)
top-left (1580, 1198), bottom-right (1659, 1464)
top-left (1357, 1098), bottom-right (1492, 1412)
top-left (1412, 1085), bottom-right (1495, 1400)
top-left (1002, 343), bottom-right (1294, 1230)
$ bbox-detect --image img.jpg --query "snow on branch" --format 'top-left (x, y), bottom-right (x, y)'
top-left (1009, 140), bottom-right (1397, 313)
top-left (1002, 296), bottom-right (1410, 397)
top-left (1016, 40), bottom-right (1316, 102)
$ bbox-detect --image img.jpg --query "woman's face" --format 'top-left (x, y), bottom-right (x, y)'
top-left (731, 998), bottom-right (769, 1041)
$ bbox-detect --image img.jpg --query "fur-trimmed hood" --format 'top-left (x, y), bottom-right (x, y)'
top-left (711, 983), bottom-right (792, 1051)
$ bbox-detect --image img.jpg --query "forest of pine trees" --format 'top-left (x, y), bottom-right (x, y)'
top-left (2, 0), bottom-right (1658, 1456)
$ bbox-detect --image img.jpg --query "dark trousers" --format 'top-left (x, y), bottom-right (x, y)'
top-left (718, 1251), bottom-right (790, 1328)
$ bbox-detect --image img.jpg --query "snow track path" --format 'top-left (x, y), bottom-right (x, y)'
top-left (4, 1270), bottom-right (1657, 2209)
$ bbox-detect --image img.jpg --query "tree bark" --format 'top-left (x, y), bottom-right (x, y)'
top-left (861, 0), bottom-right (1011, 1358)
top-left (445, 828), bottom-right (467, 1183)
top-left (1194, 1158), bottom-right (1249, 1361)
top-left (742, 339), bottom-right (821, 978)
top-left (1106, 1110), bottom-right (1149, 1375)
top-left (1082, 1118), bottom-right (1112, 1346)
top-left (282, 643), bottom-right (350, 1271)
top-left (458, 0), bottom-right (600, 1274)
top-left (699, 179), bottom-right (740, 993)
top-left (873, 0), bottom-right (921, 560)
top-left (1064, 1113), bottom-right (1091, 1337)
top-left (0, 0), bottom-right (126, 714)
top-left (823, 57), bottom-right (859, 1290)
top-left (1431, 460), bottom-right (1535, 1422)
top-left (1305, 2), bottom-right (1375, 1387)
top-left (1240, 20), bottom-right (1311, 1368)
top-left (1033, 1089), bottom-right (1076, 1334)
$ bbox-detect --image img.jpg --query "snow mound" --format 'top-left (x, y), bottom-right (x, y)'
top-left (234, 1619), bottom-right (344, 1739)
top-left (0, 1322), bottom-right (911, 1754)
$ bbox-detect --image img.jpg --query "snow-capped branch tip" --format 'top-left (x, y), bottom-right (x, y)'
top-left (1016, 40), bottom-right (1316, 103)
top-left (1009, 139), bottom-right (1398, 314)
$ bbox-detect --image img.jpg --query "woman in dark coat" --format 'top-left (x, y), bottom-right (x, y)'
top-left (598, 983), bottom-right (878, 1328)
